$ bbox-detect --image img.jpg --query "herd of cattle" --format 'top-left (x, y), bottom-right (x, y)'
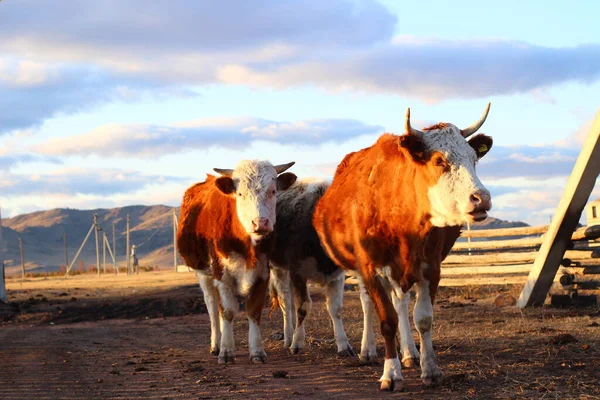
top-left (176, 104), bottom-right (494, 392)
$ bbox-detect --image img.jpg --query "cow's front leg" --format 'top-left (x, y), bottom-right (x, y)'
top-left (215, 278), bottom-right (238, 364)
top-left (246, 271), bottom-right (269, 364)
top-left (357, 279), bottom-right (377, 364)
top-left (392, 289), bottom-right (420, 368)
top-left (269, 267), bottom-right (294, 348)
top-left (325, 275), bottom-right (355, 357)
top-left (196, 272), bottom-right (221, 355)
top-left (290, 276), bottom-right (311, 354)
top-left (414, 275), bottom-right (442, 385)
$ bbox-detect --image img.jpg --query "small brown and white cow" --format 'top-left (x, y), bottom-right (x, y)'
top-left (313, 104), bottom-right (493, 391)
top-left (177, 160), bottom-right (296, 364)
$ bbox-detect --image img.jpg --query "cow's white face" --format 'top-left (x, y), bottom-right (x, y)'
top-left (422, 124), bottom-right (492, 227)
top-left (214, 160), bottom-right (297, 240)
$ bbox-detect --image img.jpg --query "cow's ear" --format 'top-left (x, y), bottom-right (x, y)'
top-left (277, 172), bottom-right (297, 191)
top-left (468, 134), bottom-right (493, 159)
top-left (215, 176), bottom-right (236, 195)
top-left (398, 133), bottom-right (428, 163)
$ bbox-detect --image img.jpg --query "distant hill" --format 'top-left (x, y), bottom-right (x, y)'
top-left (1, 205), bottom-right (180, 276)
top-left (0, 206), bottom-right (529, 276)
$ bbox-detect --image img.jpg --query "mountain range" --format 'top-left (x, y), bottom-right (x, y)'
top-left (0, 205), bottom-right (527, 276)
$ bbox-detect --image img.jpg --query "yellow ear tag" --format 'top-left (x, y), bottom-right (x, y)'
top-left (478, 144), bottom-right (488, 153)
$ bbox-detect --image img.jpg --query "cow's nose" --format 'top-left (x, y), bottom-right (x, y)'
top-left (252, 217), bottom-right (269, 232)
top-left (470, 190), bottom-right (491, 211)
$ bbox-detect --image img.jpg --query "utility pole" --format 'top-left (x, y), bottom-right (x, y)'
top-left (18, 237), bottom-right (25, 280)
top-left (172, 208), bottom-right (178, 272)
top-left (63, 231), bottom-right (69, 268)
top-left (126, 214), bottom-right (130, 275)
top-left (112, 223), bottom-right (116, 273)
top-left (102, 232), bottom-right (107, 274)
top-left (94, 214), bottom-right (100, 277)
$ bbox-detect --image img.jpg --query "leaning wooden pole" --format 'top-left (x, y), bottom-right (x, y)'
top-left (518, 108), bottom-right (600, 308)
top-left (65, 220), bottom-right (96, 276)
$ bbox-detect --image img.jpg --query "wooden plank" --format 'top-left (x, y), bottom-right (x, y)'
top-left (461, 225), bottom-right (548, 239)
top-left (453, 237), bottom-right (542, 251)
top-left (440, 276), bottom-right (529, 287)
top-left (445, 250), bottom-right (599, 266)
top-left (441, 264), bottom-right (532, 276)
top-left (518, 108), bottom-right (600, 308)
top-left (559, 266), bottom-right (600, 275)
top-left (571, 224), bottom-right (600, 241)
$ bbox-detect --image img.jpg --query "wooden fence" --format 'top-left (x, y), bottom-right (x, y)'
top-left (441, 224), bottom-right (600, 295)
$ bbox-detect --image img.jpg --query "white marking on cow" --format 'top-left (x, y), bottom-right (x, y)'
top-left (196, 271), bottom-right (221, 354)
top-left (215, 278), bottom-right (239, 363)
top-left (290, 296), bottom-right (311, 352)
top-left (270, 267), bottom-right (295, 347)
top-left (325, 275), bottom-right (353, 354)
top-left (380, 357), bottom-right (403, 385)
top-left (421, 124), bottom-right (490, 227)
top-left (221, 252), bottom-right (268, 296)
top-left (391, 289), bottom-right (420, 364)
top-left (248, 317), bottom-right (267, 362)
top-left (357, 277), bottom-right (378, 362)
top-left (232, 160), bottom-right (279, 234)
top-left (413, 274), bottom-right (442, 383)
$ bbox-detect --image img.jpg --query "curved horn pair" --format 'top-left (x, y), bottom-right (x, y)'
top-left (213, 161), bottom-right (295, 177)
top-left (405, 102), bottom-right (491, 138)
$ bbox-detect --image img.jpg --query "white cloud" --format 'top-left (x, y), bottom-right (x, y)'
top-left (32, 118), bottom-right (382, 158)
top-left (0, 167), bottom-right (189, 196)
top-left (1, 1), bottom-right (600, 132)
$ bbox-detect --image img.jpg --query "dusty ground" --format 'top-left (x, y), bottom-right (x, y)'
top-left (0, 271), bottom-right (599, 399)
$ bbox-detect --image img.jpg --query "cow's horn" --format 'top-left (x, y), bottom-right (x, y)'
top-left (405, 108), bottom-right (423, 136)
top-left (213, 168), bottom-right (234, 177)
top-left (274, 161), bottom-right (295, 174)
top-left (461, 102), bottom-right (491, 138)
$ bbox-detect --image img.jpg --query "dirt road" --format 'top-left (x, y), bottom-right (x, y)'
top-left (0, 272), bottom-right (599, 399)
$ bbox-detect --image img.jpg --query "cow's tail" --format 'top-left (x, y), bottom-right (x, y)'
top-left (269, 278), bottom-right (280, 317)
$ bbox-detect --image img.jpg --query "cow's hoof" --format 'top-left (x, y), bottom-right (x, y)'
top-left (422, 370), bottom-right (444, 386)
top-left (289, 346), bottom-right (304, 355)
top-left (380, 379), bottom-right (403, 392)
top-left (250, 350), bottom-right (267, 364)
top-left (210, 347), bottom-right (220, 356)
top-left (283, 340), bottom-right (292, 348)
top-left (217, 350), bottom-right (235, 365)
top-left (337, 346), bottom-right (356, 358)
top-left (401, 357), bottom-right (419, 369)
top-left (359, 355), bottom-right (379, 365)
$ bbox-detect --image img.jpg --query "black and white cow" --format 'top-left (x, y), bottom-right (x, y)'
top-left (269, 178), bottom-right (423, 366)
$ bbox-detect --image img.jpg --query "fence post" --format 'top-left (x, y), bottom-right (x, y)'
top-left (0, 261), bottom-right (5, 303)
top-left (112, 223), bottom-right (117, 273)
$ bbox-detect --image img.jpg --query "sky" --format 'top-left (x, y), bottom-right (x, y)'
top-left (1, 0), bottom-right (599, 226)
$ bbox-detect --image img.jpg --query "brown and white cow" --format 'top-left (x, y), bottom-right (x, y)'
top-left (313, 104), bottom-right (493, 391)
top-left (177, 160), bottom-right (296, 364)
top-left (268, 179), bottom-right (361, 359)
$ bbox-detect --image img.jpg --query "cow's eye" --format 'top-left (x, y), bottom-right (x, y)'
top-left (272, 190), bottom-right (276, 195)
top-left (236, 192), bottom-right (242, 197)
